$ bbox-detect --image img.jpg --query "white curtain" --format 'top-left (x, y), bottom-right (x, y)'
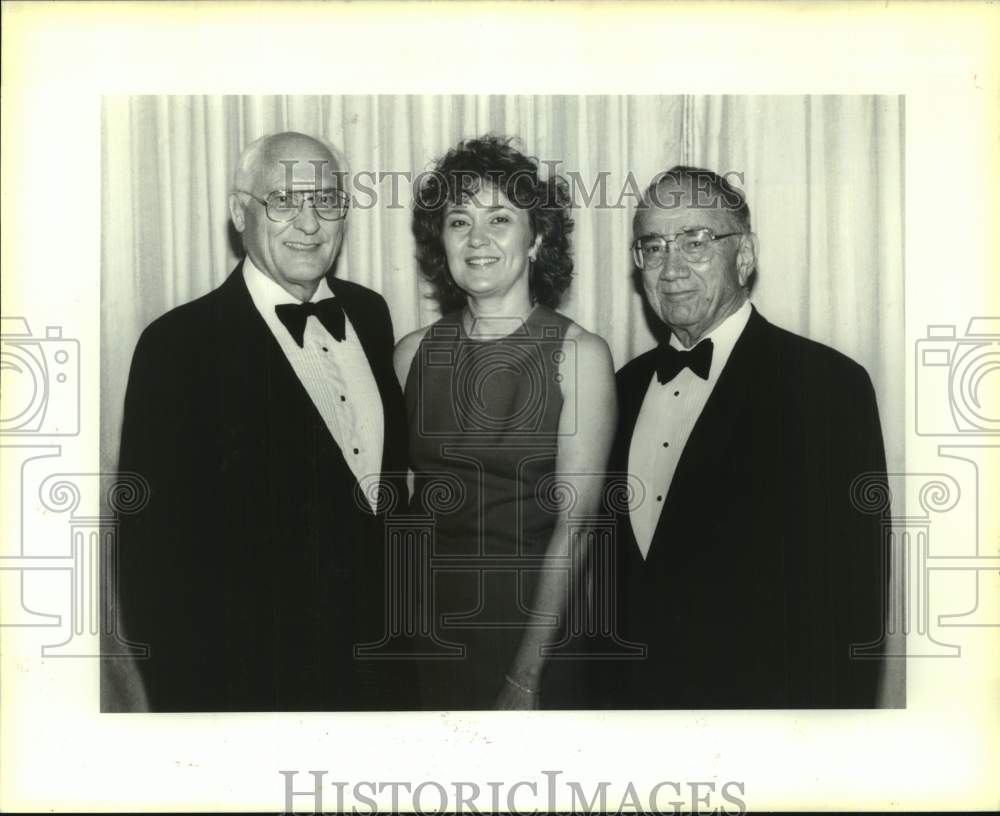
top-left (101, 94), bottom-right (903, 476)
top-left (101, 94), bottom-right (905, 705)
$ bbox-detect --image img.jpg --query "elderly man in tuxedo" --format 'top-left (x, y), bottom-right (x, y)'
top-left (109, 131), bottom-right (410, 711)
top-left (600, 166), bottom-right (888, 708)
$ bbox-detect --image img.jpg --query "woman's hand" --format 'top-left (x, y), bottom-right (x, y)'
top-left (495, 674), bottom-right (540, 710)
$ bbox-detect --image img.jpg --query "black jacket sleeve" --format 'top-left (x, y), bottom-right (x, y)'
top-left (114, 319), bottom-right (207, 707)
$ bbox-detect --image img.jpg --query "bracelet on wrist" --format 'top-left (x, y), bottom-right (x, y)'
top-left (504, 674), bottom-right (538, 695)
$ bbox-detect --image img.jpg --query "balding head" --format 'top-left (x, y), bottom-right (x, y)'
top-left (635, 166), bottom-right (751, 236)
top-left (228, 131), bottom-right (348, 301)
top-left (232, 131), bottom-right (345, 194)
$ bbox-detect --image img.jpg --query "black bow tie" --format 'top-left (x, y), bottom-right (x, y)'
top-left (274, 298), bottom-right (345, 347)
top-left (655, 338), bottom-right (713, 384)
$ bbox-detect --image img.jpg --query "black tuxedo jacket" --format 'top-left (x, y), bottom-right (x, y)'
top-left (113, 263), bottom-right (413, 711)
top-left (597, 307), bottom-right (889, 708)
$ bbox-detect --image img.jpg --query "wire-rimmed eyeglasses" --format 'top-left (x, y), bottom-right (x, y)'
top-left (632, 227), bottom-right (743, 269)
top-left (235, 188), bottom-right (350, 223)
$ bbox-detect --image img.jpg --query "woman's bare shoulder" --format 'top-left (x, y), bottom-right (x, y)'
top-left (393, 324), bottom-right (433, 387)
top-left (560, 318), bottom-right (613, 362)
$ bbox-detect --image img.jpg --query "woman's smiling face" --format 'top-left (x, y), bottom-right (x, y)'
top-left (442, 181), bottom-right (541, 307)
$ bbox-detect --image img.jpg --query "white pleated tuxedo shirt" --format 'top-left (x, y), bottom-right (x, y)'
top-left (243, 258), bottom-right (384, 509)
top-left (628, 299), bottom-right (752, 559)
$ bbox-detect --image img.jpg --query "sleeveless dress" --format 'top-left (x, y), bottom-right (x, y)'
top-left (404, 305), bottom-right (571, 709)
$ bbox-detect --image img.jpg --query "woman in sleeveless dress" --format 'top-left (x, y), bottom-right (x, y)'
top-left (394, 136), bottom-right (617, 710)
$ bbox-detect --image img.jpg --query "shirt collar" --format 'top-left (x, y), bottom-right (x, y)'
top-left (242, 255), bottom-right (335, 311)
top-left (668, 298), bottom-right (752, 380)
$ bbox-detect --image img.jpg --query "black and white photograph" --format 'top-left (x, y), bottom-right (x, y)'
top-left (2, 2), bottom-right (997, 814)
top-left (99, 94), bottom-right (905, 714)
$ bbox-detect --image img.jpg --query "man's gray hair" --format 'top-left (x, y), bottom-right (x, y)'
top-left (231, 131), bottom-right (349, 191)
top-left (635, 165), bottom-right (752, 232)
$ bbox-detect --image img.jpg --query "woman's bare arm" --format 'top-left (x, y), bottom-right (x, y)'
top-left (496, 324), bottom-right (617, 709)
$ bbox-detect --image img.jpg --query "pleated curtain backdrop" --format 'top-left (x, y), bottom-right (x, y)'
top-left (101, 94), bottom-right (904, 483)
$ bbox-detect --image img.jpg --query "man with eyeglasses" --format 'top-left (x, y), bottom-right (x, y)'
top-left (113, 131), bottom-right (412, 711)
top-left (594, 166), bottom-right (889, 709)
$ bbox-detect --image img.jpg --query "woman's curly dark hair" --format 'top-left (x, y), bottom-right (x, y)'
top-left (412, 135), bottom-right (574, 314)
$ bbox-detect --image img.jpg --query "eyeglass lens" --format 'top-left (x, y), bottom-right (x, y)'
top-left (635, 229), bottom-right (716, 268)
top-left (266, 190), bottom-right (347, 222)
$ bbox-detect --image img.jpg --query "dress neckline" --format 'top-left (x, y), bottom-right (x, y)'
top-left (458, 303), bottom-right (546, 343)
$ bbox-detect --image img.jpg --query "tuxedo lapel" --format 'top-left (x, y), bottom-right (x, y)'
top-left (644, 308), bottom-right (767, 565)
top-left (617, 352), bottom-right (659, 458)
top-left (212, 264), bottom-right (354, 473)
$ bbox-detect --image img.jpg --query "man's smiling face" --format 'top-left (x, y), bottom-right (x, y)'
top-left (634, 179), bottom-right (754, 346)
top-left (233, 133), bottom-right (345, 300)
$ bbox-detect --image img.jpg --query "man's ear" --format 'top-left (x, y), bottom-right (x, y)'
top-left (228, 193), bottom-right (246, 233)
top-left (736, 232), bottom-right (758, 287)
